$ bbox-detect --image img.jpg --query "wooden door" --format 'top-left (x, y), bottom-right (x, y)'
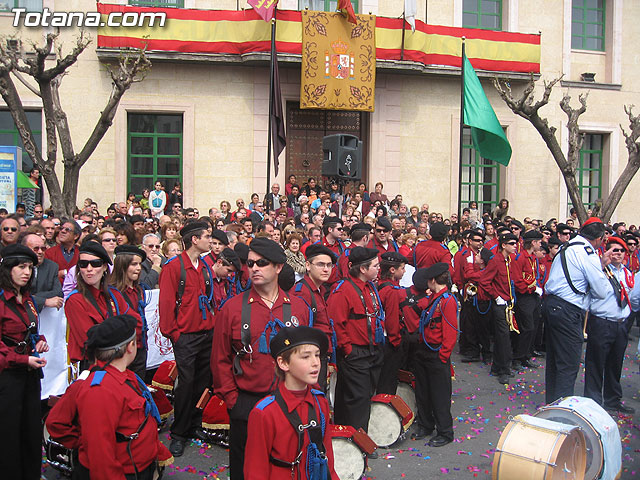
top-left (285, 103), bottom-right (368, 187)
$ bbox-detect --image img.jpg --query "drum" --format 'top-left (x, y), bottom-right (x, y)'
top-left (330, 425), bottom-right (376, 480)
top-left (148, 386), bottom-right (173, 431)
top-left (534, 396), bottom-right (621, 480)
top-left (198, 389), bottom-right (230, 448)
top-left (493, 414), bottom-right (586, 480)
top-left (327, 363), bottom-right (337, 408)
top-left (367, 394), bottom-right (414, 448)
top-left (151, 360), bottom-right (177, 392)
top-left (43, 425), bottom-right (75, 476)
top-left (395, 369), bottom-right (416, 416)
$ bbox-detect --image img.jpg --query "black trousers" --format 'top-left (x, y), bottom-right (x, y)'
top-left (0, 368), bottom-right (42, 480)
top-left (334, 344), bottom-right (383, 431)
top-left (532, 298), bottom-right (545, 353)
top-left (459, 299), bottom-right (492, 359)
top-left (74, 460), bottom-right (158, 480)
top-left (228, 390), bottom-right (267, 480)
top-left (377, 338), bottom-right (408, 395)
top-left (490, 303), bottom-right (512, 376)
top-left (584, 314), bottom-right (629, 407)
top-left (458, 300), bottom-right (478, 357)
top-left (170, 330), bottom-right (213, 439)
top-left (128, 346), bottom-right (148, 380)
top-left (513, 293), bottom-right (540, 362)
top-left (543, 295), bottom-right (585, 404)
top-left (406, 334), bottom-right (453, 439)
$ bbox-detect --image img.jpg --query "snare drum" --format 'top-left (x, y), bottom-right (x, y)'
top-left (201, 394), bottom-right (231, 448)
top-left (43, 425), bottom-right (75, 476)
top-left (367, 394), bottom-right (414, 447)
top-left (395, 369), bottom-right (416, 416)
top-left (330, 424), bottom-right (376, 480)
top-left (534, 396), bottom-right (621, 480)
top-left (151, 360), bottom-right (177, 392)
top-left (327, 363), bottom-right (337, 408)
top-left (493, 414), bottom-right (586, 480)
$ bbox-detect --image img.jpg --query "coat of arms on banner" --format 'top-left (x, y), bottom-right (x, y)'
top-left (301, 10), bottom-right (376, 112)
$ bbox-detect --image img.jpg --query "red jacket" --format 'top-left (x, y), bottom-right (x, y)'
top-left (47, 365), bottom-right (166, 479)
top-left (461, 249), bottom-right (492, 301)
top-left (413, 239), bottom-right (453, 275)
top-left (367, 236), bottom-right (398, 258)
top-left (327, 276), bottom-right (384, 356)
top-left (121, 286), bottom-right (146, 348)
top-left (452, 247), bottom-right (469, 288)
top-left (158, 251), bottom-right (215, 342)
top-left (321, 237), bottom-right (346, 284)
top-left (398, 285), bottom-right (428, 333)
top-left (512, 250), bottom-right (537, 295)
top-left (482, 253), bottom-right (515, 301)
top-left (45, 244), bottom-right (79, 283)
top-left (65, 286), bottom-right (136, 363)
top-left (421, 288), bottom-right (458, 363)
top-left (245, 383), bottom-right (338, 480)
top-left (292, 276), bottom-right (333, 352)
top-left (378, 279), bottom-right (402, 347)
top-left (212, 287), bottom-right (309, 409)
top-left (203, 254), bottom-right (234, 313)
top-left (0, 290), bottom-right (44, 368)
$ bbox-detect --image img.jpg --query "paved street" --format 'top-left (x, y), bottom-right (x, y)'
top-left (42, 331), bottom-right (640, 480)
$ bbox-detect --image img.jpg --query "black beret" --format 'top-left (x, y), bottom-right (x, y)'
top-left (510, 220), bottom-right (524, 230)
top-left (270, 325), bottom-right (329, 359)
top-left (480, 247), bottom-right (494, 265)
top-left (250, 237), bottom-right (287, 264)
top-left (468, 229), bottom-right (485, 240)
top-left (548, 237), bottom-right (563, 247)
top-left (376, 217), bottom-right (392, 231)
top-left (322, 215), bottom-right (342, 226)
top-left (625, 235), bottom-right (638, 244)
top-left (278, 263), bottom-right (296, 292)
top-left (429, 222), bottom-right (448, 241)
top-left (1, 244), bottom-right (38, 265)
top-left (349, 246), bottom-right (379, 266)
top-left (380, 252), bottom-right (408, 264)
top-left (498, 233), bottom-right (518, 245)
top-left (212, 229), bottom-right (229, 245)
top-left (412, 268), bottom-right (429, 291)
top-left (351, 222), bottom-right (373, 233)
top-left (179, 221), bottom-right (209, 239)
top-left (305, 244), bottom-right (338, 263)
top-left (541, 226), bottom-right (553, 235)
top-left (85, 314), bottom-right (137, 351)
top-left (540, 242), bottom-right (550, 254)
top-left (423, 262), bottom-right (449, 280)
top-left (129, 215), bottom-right (144, 224)
top-left (114, 245), bottom-right (146, 263)
top-left (79, 241), bottom-right (112, 265)
top-left (556, 223), bottom-right (573, 234)
top-left (234, 243), bottom-right (250, 263)
top-left (219, 247), bottom-right (241, 273)
top-left (522, 230), bottom-right (543, 240)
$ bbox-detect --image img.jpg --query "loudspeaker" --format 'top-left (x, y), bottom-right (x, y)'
top-left (322, 134), bottom-right (362, 181)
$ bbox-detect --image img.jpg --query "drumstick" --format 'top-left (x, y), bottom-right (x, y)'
top-left (583, 311), bottom-right (589, 339)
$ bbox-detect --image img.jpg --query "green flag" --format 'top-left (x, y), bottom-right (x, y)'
top-left (463, 53), bottom-right (512, 166)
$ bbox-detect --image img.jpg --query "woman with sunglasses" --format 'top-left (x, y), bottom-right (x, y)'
top-left (63, 230), bottom-right (117, 298)
top-left (0, 244), bottom-right (48, 480)
top-left (65, 241), bottom-right (138, 370)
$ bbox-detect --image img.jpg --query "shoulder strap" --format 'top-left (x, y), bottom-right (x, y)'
top-left (240, 289), bottom-right (252, 349)
top-left (559, 242), bottom-right (586, 296)
top-left (176, 255), bottom-right (187, 316)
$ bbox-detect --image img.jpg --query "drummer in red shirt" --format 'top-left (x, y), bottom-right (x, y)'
top-left (410, 263), bottom-right (458, 448)
top-left (244, 326), bottom-right (338, 480)
top-left (412, 222), bottom-right (453, 275)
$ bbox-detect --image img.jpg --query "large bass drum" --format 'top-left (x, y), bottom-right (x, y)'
top-left (330, 424), bottom-right (376, 480)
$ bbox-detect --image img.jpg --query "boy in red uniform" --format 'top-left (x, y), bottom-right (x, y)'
top-left (46, 314), bottom-right (172, 480)
top-left (244, 326), bottom-right (338, 480)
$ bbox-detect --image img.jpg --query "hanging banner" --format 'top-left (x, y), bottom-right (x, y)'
top-left (0, 146), bottom-right (20, 211)
top-left (300, 10), bottom-right (376, 111)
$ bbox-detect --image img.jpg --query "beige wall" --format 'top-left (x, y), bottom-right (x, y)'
top-left (1, 0), bottom-right (639, 223)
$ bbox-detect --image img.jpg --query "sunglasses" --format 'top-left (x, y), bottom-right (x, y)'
top-left (60, 227), bottom-right (73, 233)
top-left (505, 241), bottom-right (517, 246)
top-left (102, 238), bottom-right (117, 243)
top-left (628, 243), bottom-right (638, 247)
top-left (610, 248), bottom-right (625, 253)
top-left (246, 258), bottom-right (272, 268)
top-left (78, 259), bottom-right (104, 268)
top-left (145, 244), bottom-right (161, 249)
top-left (31, 246), bottom-right (46, 252)
top-left (2, 227), bottom-right (17, 232)
top-left (34, 210), bottom-right (43, 213)
top-left (375, 228), bottom-right (389, 233)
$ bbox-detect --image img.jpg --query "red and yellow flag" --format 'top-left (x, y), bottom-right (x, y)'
top-left (338, 0), bottom-right (357, 25)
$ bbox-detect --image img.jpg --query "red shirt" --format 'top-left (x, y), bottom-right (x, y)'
top-left (482, 253), bottom-right (515, 301)
top-left (452, 247), bottom-right (469, 288)
top-left (512, 250), bottom-right (537, 295)
top-left (398, 244), bottom-right (413, 260)
top-left (158, 251), bottom-right (215, 342)
top-left (203, 255), bottom-right (234, 313)
top-left (327, 276), bottom-right (384, 356)
top-left (398, 286), bottom-right (428, 333)
top-left (322, 237), bottom-right (345, 284)
top-left (625, 251), bottom-right (640, 273)
top-left (378, 279), bottom-right (402, 347)
top-left (245, 383), bottom-right (338, 480)
top-left (212, 287), bottom-right (309, 409)
top-left (420, 288), bottom-right (458, 363)
top-left (367, 236), bottom-right (398, 258)
top-left (44, 244), bottom-right (79, 283)
top-left (293, 275), bottom-right (333, 352)
top-left (49, 365), bottom-right (165, 479)
top-left (336, 250), bottom-right (351, 281)
top-left (0, 290), bottom-right (43, 368)
top-left (413, 239), bottom-right (453, 275)
top-left (65, 286), bottom-right (136, 363)
top-left (461, 249), bottom-right (492, 301)
top-left (121, 286), bottom-right (146, 347)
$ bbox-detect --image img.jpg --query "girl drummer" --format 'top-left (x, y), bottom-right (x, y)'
top-left (0, 244), bottom-right (49, 479)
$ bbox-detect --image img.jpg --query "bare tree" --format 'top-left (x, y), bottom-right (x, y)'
top-left (493, 75), bottom-right (640, 224)
top-left (0, 32), bottom-right (151, 217)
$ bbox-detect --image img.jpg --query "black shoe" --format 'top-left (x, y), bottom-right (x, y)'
top-left (532, 350), bottom-right (545, 358)
top-left (169, 439), bottom-right (185, 457)
top-left (606, 403), bottom-right (636, 414)
top-left (367, 450), bottom-right (378, 459)
top-left (411, 426), bottom-right (433, 440)
top-left (460, 355), bottom-right (481, 363)
top-left (190, 427), bottom-right (209, 442)
top-left (498, 375), bottom-right (510, 385)
top-left (521, 359), bottom-right (540, 369)
top-left (511, 362), bottom-right (525, 372)
top-left (428, 435), bottom-right (452, 447)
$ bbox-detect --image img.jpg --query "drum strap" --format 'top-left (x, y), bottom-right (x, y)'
top-left (346, 278), bottom-right (385, 352)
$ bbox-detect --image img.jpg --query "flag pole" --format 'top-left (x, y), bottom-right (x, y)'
top-left (457, 38), bottom-right (466, 221)
top-left (400, 11), bottom-right (406, 61)
top-left (266, 11), bottom-right (277, 195)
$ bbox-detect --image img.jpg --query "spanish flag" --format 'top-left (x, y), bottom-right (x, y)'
top-left (338, 0), bottom-right (357, 24)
